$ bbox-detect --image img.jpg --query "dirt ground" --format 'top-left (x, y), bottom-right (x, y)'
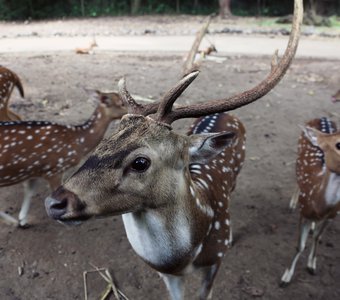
top-left (0, 16), bottom-right (340, 300)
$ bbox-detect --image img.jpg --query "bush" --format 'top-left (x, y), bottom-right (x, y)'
top-left (0, 0), bottom-right (339, 21)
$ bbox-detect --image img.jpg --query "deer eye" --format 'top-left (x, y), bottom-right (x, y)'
top-left (336, 143), bottom-right (340, 150)
top-left (130, 157), bottom-right (150, 173)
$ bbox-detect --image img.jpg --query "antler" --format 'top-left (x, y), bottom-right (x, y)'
top-left (118, 77), bottom-right (158, 116)
top-left (119, 0), bottom-right (303, 125)
top-left (155, 71), bottom-right (199, 121)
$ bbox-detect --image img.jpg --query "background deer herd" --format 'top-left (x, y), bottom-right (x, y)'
top-left (1, 0), bottom-right (340, 299)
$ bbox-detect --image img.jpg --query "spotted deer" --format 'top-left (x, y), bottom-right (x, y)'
top-left (0, 90), bottom-right (126, 227)
top-left (0, 66), bottom-right (24, 121)
top-left (45, 1), bottom-right (302, 299)
top-left (75, 38), bottom-right (98, 54)
top-left (280, 117), bottom-right (340, 286)
top-left (332, 89), bottom-right (340, 102)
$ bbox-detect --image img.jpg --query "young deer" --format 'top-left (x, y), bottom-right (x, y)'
top-left (0, 66), bottom-right (24, 121)
top-left (45, 1), bottom-right (302, 298)
top-left (75, 38), bottom-right (98, 54)
top-left (332, 89), bottom-right (340, 102)
top-left (280, 117), bottom-right (340, 286)
top-left (0, 90), bottom-right (126, 227)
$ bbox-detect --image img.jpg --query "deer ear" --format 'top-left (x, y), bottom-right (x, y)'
top-left (301, 126), bottom-right (321, 147)
top-left (100, 92), bottom-right (124, 107)
top-left (188, 131), bottom-right (236, 164)
top-left (85, 89), bottom-right (101, 104)
top-left (85, 90), bottom-right (124, 107)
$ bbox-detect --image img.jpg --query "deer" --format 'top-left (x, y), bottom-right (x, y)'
top-left (0, 90), bottom-right (127, 227)
top-left (45, 1), bottom-right (302, 299)
top-left (75, 38), bottom-right (98, 54)
top-left (0, 66), bottom-right (25, 121)
top-left (280, 117), bottom-right (340, 286)
top-left (332, 89), bottom-right (340, 102)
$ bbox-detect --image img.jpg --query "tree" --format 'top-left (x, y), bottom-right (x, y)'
top-left (219, 0), bottom-right (232, 18)
top-left (131, 0), bottom-right (141, 15)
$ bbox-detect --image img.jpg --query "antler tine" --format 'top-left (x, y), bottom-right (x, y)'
top-left (155, 70), bottom-right (199, 122)
top-left (118, 77), bottom-right (160, 116)
top-left (118, 77), bottom-right (143, 114)
top-left (160, 0), bottom-right (303, 125)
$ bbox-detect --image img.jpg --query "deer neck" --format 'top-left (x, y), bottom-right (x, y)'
top-left (122, 169), bottom-right (213, 275)
top-left (73, 104), bottom-right (112, 156)
top-left (324, 170), bottom-right (340, 208)
top-left (301, 165), bottom-right (340, 219)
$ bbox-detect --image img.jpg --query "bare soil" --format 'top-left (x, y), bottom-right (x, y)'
top-left (0, 16), bottom-right (340, 300)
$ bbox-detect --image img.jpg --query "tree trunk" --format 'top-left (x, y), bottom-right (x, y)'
top-left (256, 0), bottom-right (261, 17)
top-left (131, 0), bottom-right (141, 15)
top-left (219, 0), bottom-right (232, 18)
top-left (308, 0), bottom-right (317, 17)
top-left (80, 0), bottom-right (85, 17)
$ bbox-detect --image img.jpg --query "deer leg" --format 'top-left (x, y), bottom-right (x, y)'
top-left (200, 264), bottom-right (219, 300)
top-left (280, 218), bottom-right (312, 287)
top-left (18, 179), bottom-right (40, 227)
top-left (0, 178), bottom-right (39, 227)
top-left (307, 218), bottom-right (330, 275)
top-left (0, 211), bottom-right (18, 225)
top-left (159, 273), bottom-right (185, 300)
top-left (289, 185), bottom-right (300, 211)
top-left (18, 174), bottom-right (62, 227)
top-left (3, 84), bottom-right (14, 114)
top-left (7, 109), bottom-right (22, 121)
top-left (46, 173), bottom-right (63, 191)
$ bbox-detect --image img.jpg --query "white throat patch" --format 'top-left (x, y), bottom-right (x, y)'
top-left (122, 209), bottom-right (191, 267)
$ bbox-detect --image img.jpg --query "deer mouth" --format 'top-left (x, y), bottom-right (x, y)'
top-left (56, 215), bottom-right (92, 226)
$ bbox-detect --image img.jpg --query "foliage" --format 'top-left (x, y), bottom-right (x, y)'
top-left (0, 0), bottom-right (339, 21)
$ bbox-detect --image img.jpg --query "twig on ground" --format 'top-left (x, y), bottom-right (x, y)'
top-left (83, 264), bottom-right (129, 300)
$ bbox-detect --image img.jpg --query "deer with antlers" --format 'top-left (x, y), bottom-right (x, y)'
top-left (0, 66), bottom-right (24, 121)
top-left (280, 117), bottom-right (340, 286)
top-left (0, 90), bottom-right (126, 227)
top-left (45, 1), bottom-right (302, 298)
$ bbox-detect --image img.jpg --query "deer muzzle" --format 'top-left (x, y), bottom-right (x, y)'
top-left (45, 186), bottom-right (88, 224)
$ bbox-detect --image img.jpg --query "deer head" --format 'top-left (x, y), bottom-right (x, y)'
top-left (303, 126), bottom-right (340, 174)
top-left (47, 113), bottom-right (237, 222)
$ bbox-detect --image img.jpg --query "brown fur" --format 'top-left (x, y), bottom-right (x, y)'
top-left (75, 38), bottom-right (98, 54)
top-left (297, 119), bottom-right (340, 219)
top-left (0, 66), bottom-right (24, 121)
top-left (281, 118), bottom-right (340, 286)
top-left (0, 91), bottom-right (126, 226)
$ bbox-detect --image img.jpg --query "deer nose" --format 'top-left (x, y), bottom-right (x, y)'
top-left (45, 186), bottom-right (84, 220)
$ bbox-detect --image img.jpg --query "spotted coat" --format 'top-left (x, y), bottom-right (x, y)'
top-left (0, 66), bottom-right (24, 121)
top-left (0, 91), bottom-right (126, 226)
top-left (280, 117), bottom-right (340, 286)
top-left (296, 117), bottom-right (340, 219)
top-left (188, 112), bottom-right (245, 267)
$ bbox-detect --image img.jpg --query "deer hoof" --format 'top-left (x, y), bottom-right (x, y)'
top-left (18, 222), bottom-right (30, 229)
top-left (279, 280), bottom-right (291, 288)
top-left (307, 267), bottom-right (316, 275)
top-left (279, 269), bottom-right (292, 288)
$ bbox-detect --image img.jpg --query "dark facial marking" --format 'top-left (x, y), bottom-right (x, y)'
top-left (75, 144), bottom-right (140, 174)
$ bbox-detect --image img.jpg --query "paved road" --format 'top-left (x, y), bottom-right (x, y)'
top-left (1, 35), bottom-right (339, 59)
